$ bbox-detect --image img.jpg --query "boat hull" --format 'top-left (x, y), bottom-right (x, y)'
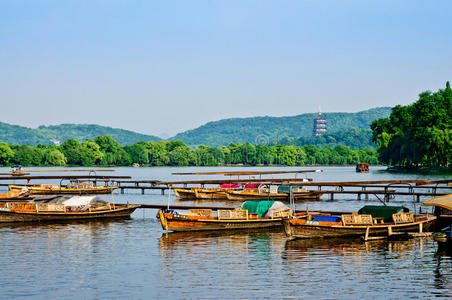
top-left (0, 205), bottom-right (139, 223)
top-left (158, 211), bottom-right (283, 232)
top-left (174, 189), bottom-right (197, 200)
top-left (226, 191), bottom-right (288, 201)
top-left (195, 190), bottom-right (228, 200)
top-left (9, 185), bottom-right (117, 195)
top-left (283, 215), bottom-right (436, 239)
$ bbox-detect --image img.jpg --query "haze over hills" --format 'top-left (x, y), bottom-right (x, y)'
top-left (0, 122), bottom-right (161, 146)
top-left (0, 107), bottom-right (391, 147)
top-left (171, 107), bottom-right (392, 147)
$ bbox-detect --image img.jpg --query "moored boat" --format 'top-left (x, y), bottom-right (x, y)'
top-left (194, 188), bottom-right (228, 200)
top-left (0, 196), bottom-right (139, 222)
top-left (0, 189), bottom-right (33, 201)
top-left (9, 183), bottom-right (117, 195)
top-left (226, 185), bottom-right (320, 201)
top-left (423, 194), bottom-right (452, 248)
top-left (174, 188), bottom-right (197, 199)
top-left (157, 200), bottom-right (292, 232)
top-left (283, 205), bottom-right (436, 239)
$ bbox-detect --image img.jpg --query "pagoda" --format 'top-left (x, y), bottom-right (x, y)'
top-left (312, 108), bottom-right (327, 136)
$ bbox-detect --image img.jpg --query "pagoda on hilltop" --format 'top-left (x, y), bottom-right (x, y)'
top-left (312, 108), bottom-right (327, 136)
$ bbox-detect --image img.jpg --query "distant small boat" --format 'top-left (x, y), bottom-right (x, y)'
top-left (356, 163), bottom-right (370, 172)
top-left (0, 196), bottom-right (139, 223)
top-left (9, 183), bottom-right (117, 195)
top-left (132, 163), bottom-right (140, 167)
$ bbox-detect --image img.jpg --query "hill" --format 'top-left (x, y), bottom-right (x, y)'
top-left (171, 107), bottom-right (391, 147)
top-left (0, 122), bottom-right (161, 146)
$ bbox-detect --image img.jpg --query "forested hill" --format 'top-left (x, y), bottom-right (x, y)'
top-left (0, 122), bottom-right (161, 146)
top-left (171, 107), bottom-right (391, 147)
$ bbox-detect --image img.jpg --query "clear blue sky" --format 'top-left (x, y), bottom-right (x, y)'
top-left (1, 0), bottom-right (451, 137)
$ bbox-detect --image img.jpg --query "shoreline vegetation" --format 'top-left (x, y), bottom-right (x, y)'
top-left (371, 82), bottom-right (451, 170)
top-left (0, 136), bottom-right (379, 168)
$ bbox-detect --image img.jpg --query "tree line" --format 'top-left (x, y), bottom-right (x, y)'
top-left (0, 136), bottom-right (379, 167)
top-left (371, 82), bottom-right (451, 169)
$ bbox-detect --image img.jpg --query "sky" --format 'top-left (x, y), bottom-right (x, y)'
top-left (1, 0), bottom-right (451, 138)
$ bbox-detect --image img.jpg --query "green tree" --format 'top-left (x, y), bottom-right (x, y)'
top-left (61, 139), bottom-right (83, 165)
top-left (95, 135), bottom-right (121, 165)
top-left (46, 150), bottom-right (67, 166)
top-left (0, 143), bottom-right (14, 165)
top-left (81, 140), bottom-right (104, 166)
top-left (124, 143), bottom-right (149, 165)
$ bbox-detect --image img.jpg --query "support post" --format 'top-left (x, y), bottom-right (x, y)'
top-left (161, 189), bottom-right (165, 195)
top-left (330, 193), bottom-right (334, 200)
top-left (121, 188), bottom-right (124, 194)
top-left (388, 226), bottom-right (392, 236)
top-left (141, 188), bottom-right (145, 195)
top-left (357, 193), bottom-right (361, 200)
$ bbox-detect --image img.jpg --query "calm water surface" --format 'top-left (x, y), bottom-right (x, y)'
top-left (0, 166), bottom-right (451, 299)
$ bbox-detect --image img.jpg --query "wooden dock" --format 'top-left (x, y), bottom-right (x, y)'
top-left (105, 179), bottom-right (452, 204)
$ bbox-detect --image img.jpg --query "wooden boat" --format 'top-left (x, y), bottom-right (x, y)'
top-left (0, 189), bottom-right (33, 201)
top-left (194, 188), bottom-right (228, 200)
top-left (423, 194), bottom-right (452, 230)
top-left (423, 194), bottom-right (452, 248)
top-left (174, 188), bottom-right (197, 199)
top-left (157, 201), bottom-right (292, 232)
top-left (9, 183), bottom-right (117, 195)
top-left (226, 185), bottom-right (320, 201)
top-left (283, 205), bottom-right (436, 239)
top-left (0, 197), bottom-right (139, 222)
top-left (356, 163), bottom-right (370, 172)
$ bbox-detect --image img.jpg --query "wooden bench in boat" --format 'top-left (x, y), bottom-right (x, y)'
top-left (218, 209), bottom-right (248, 220)
top-left (341, 214), bottom-right (373, 226)
top-left (392, 212), bottom-right (414, 224)
top-left (188, 209), bottom-right (212, 216)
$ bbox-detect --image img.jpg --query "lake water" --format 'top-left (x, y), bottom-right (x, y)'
top-left (0, 166), bottom-right (451, 299)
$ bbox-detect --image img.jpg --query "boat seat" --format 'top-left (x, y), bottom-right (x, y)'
top-left (218, 209), bottom-right (248, 220)
top-left (392, 212), bottom-right (414, 224)
top-left (188, 209), bottom-right (212, 216)
top-left (341, 214), bottom-right (373, 226)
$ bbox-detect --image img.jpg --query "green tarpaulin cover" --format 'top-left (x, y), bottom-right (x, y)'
top-left (277, 185), bottom-right (302, 194)
top-left (242, 201), bottom-right (275, 218)
top-left (358, 205), bottom-right (409, 222)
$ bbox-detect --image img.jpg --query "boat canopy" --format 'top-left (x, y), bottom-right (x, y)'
top-left (244, 183), bottom-right (260, 189)
top-left (278, 185), bottom-right (302, 194)
top-left (358, 205), bottom-right (408, 222)
top-left (423, 194), bottom-right (452, 211)
top-left (242, 201), bottom-right (275, 218)
top-left (241, 201), bottom-right (289, 218)
top-left (220, 184), bottom-right (242, 189)
top-left (62, 196), bottom-right (96, 207)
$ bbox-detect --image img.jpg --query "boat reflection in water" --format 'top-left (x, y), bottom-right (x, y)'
top-left (159, 228), bottom-right (282, 251)
top-left (284, 237), bottom-right (425, 255)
